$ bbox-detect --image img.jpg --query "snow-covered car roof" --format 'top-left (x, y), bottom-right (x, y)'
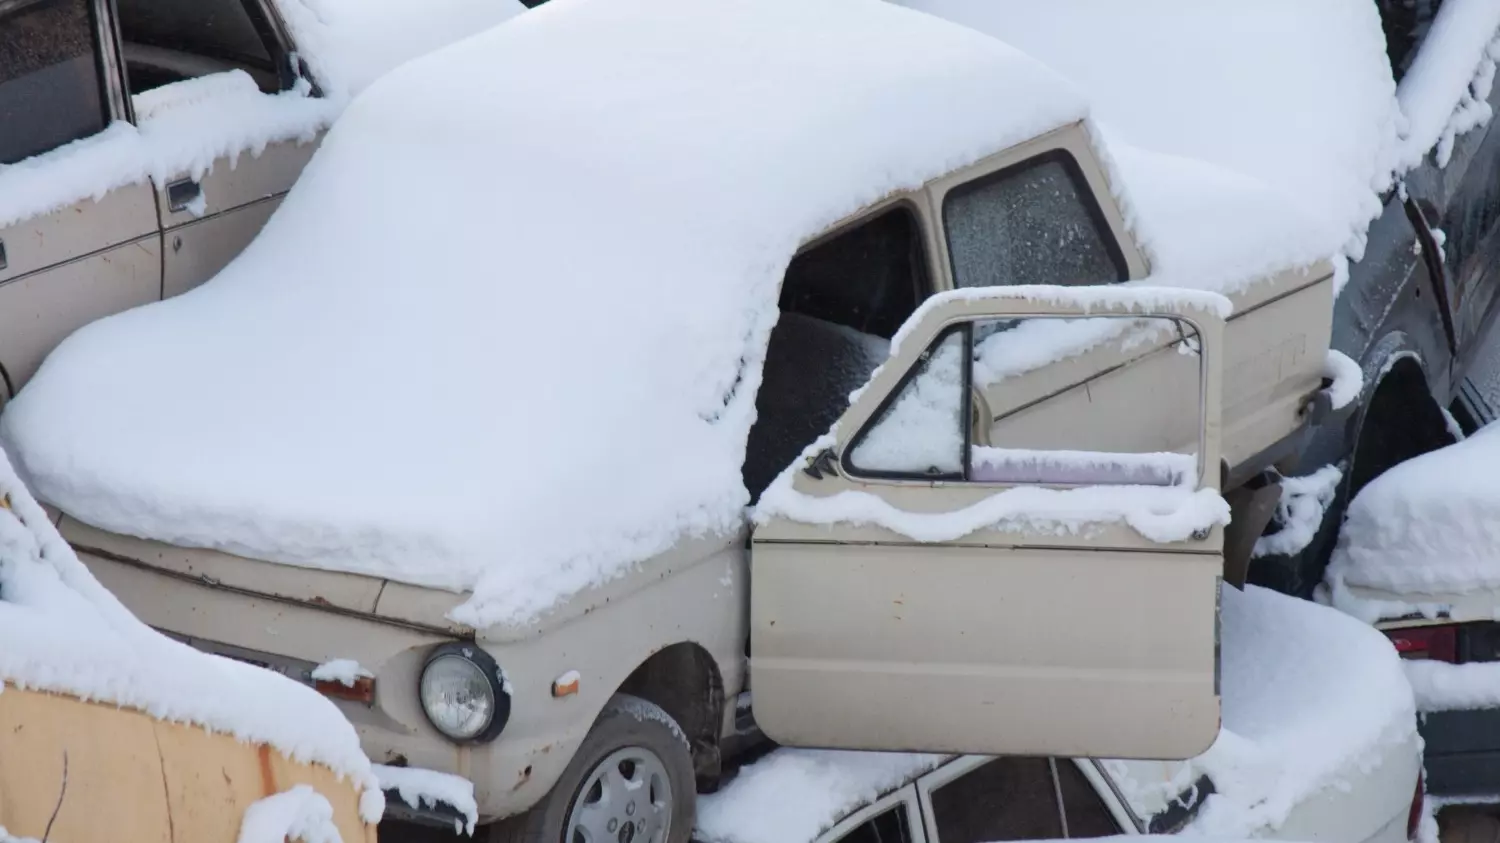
top-left (0, 0), bottom-right (525, 230)
top-left (1324, 422), bottom-right (1500, 619)
top-left (0, 446), bottom-right (385, 822)
top-left (891, 0), bottom-right (1406, 295)
top-left (0, 0), bottom-right (1091, 629)
top-left (695, 585), bottom-right (1416, 843)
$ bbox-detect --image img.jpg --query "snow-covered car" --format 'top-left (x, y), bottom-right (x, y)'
top-left (0, 0), bottom-right (1355, 837)
top-left (0, 0), bottom-right (522, 397)
top-left (1321, 422), bottom-right (1500, 802)
top-left (891, 0), bottom-right (1500, 601)
top-left (0, 450), bottom-right (383, 843)
top-left (693, 586), bottom-right (1424, 843)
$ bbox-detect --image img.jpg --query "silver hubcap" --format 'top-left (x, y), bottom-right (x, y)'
top-left (566, 746), bottom-right (673, 843)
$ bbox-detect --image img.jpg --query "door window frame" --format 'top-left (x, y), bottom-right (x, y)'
top-left (838, 311), bottom-right (1215, 491)
top-left (811, 783), bottom-right (929, 843)
top-left (923, 125), bottom-right (1149, 295)
top-left (939, 147), bottom-right (1129, 292)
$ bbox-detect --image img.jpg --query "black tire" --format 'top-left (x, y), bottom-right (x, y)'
top-left (486, 695), bottom-right (696, 843)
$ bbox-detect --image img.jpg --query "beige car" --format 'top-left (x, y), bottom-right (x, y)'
top-left (4, 4), bottom-right (1342, 843)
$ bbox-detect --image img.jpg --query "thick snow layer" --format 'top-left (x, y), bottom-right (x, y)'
top-left (1325, 423), bottom-right (1500, 603)
top-left (0, 0), bottom-right (522, 230)
top-left (1184, 586), bottom-right (1415, 836)
top-left (894, 0), bottom-right (1400, 289)
top-left (0, 447), bottom-right (384, 821)
top-left (694, 750), bottom-right (944, 843)
top-left (238, 785), bottom-right (343, 843)
top-left (2, 0), bottom-right (1091, 629)
top-left (697, 587), bottom-right (1413, 842)
top-left (1392, 0), bottom-right (1500, 171)
top-left (311, 658), bottom-right (372, 687)
top-left (1404, 659), bottom-right (1500, 712)
top-left (372, 765), bottom-right (478, 835)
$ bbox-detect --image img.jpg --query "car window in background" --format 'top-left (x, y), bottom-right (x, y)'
top-left (0, 0), bottom-right (109, 165)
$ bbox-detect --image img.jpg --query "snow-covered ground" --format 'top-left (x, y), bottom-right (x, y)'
top-left (698, 585), bottom-right (1417, 843)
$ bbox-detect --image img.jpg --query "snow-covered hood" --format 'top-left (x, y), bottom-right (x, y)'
top-left (0, 446), bottom-right (385, 822)
top-left (0, 0), bottom-right (1091, 630)
top-left (696, 587), bottom-right (1416, 843)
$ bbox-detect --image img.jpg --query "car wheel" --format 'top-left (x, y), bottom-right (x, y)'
top-left (486, 694), bottom-right (696, 843)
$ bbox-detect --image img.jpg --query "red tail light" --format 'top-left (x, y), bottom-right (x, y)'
top-left (1407, 769), bottom-right (1425, 841)
top-left (1386, 625), bottom-right (1457, 663)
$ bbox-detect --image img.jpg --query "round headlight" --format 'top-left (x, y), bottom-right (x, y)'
top-left (418, 644), bottom-right (509, 743)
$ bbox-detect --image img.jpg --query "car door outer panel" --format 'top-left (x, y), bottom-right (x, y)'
top-left (0, 184), bottom-right (162, 394)
top-left (751, 294), bottom-right (1226, 761)
top-left (158, 135), bottom-right (322, 297)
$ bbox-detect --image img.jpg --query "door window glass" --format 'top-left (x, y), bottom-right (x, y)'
top-left (117, 0), bottom-right (284, 94)
top-left (846, 314), bottom-right (1204, 488)
top-left (1054, 761), bottom-right (1123, 837)
top-left (743, 205), bottom-right (930, 499)
top-left (846, 329), bottom-right (965, 478)
top-left (928, 758), bottom-right (1064, 843)
top-left (0, 0), bottom-right (109, 165)
top-left (944, 152), bottom-right (1126, 290)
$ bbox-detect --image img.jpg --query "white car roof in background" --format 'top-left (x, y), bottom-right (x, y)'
top-left (695, 586), bottom-right (1415, 843)
top-left (1, 0), bottom-right (1090, 630)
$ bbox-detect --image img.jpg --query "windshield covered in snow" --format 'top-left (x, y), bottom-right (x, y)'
top-left (943, 151), bottom-right (1126, 289)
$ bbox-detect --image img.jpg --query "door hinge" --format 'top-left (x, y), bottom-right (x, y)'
top-left (802, 447), bottom-right (838, 479)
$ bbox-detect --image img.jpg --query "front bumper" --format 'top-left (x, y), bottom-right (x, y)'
top-left (77, 545), bottom-right (588, 821)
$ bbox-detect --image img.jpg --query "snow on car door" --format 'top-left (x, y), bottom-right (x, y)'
top-left (749, 286), bottom-right (1229, 760)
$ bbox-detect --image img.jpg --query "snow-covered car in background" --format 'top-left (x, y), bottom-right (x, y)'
top-left (1322, 422), bottom-right (1500, 803)
top-left (0, 450), bottom-right (382, 843)
top-left (0, 0), bottom-right (522, 397)
top-left (694, 586), bottom-right (1423, 843)
top-left (892, 0), bottom-right (1500, 603)
top-left (0, 0), bottom-right (1360, 837)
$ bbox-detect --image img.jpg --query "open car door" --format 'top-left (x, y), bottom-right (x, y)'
top-left (750, 286), bottom-right (1230, 760)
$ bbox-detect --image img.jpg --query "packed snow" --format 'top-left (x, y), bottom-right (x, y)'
top-left (0, 0), bottom-right (523, 229)
top-left (1252, 467), bottom-right (1343, 560)
top-left (697, 586), bottom-right (1415, 842)
top-left (695, 750), bottom-right (945, 843)
top-left (1404, 660), bottom-right (1500, 712)
top-left (0, 446), bottom-right (385, 822)
top-left (1, 0), bottom-right (1095, 629)
top-left (237, 785), bottom-right (343, 843)
top-left (1322, 351), bottom-right (1365, 412)
top-left (372, 764), bottom-right (478, 835)
top-left (1180, 586), bottom-right (1415, 837)
top-left (1324, 422), bottom-right (1500, 611)
top-left (311, 658), bottom-right (373, 687)
top-left (1390, 0), bottom-right (1500, 170)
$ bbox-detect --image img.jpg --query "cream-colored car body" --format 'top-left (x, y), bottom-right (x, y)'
top-left (44, 121), bottom-right (1336, 821)
top-left (0, 0), bottom-right (319, 399)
